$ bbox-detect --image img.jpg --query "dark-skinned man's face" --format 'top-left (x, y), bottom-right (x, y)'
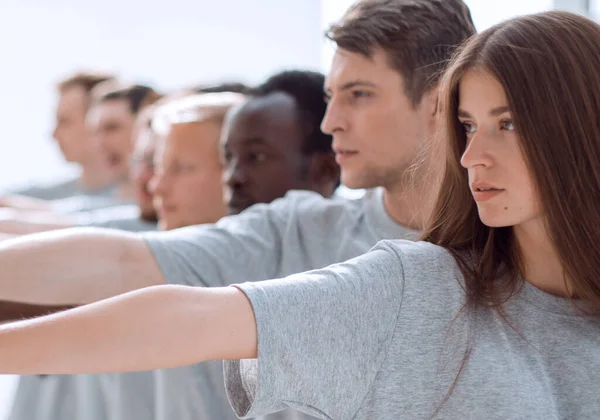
top-left (220, 92), bottom-right (313, 215)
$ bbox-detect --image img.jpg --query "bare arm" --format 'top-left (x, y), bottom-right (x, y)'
top-left (0, 285), bottom-right (257, 374)
top-left (0, 227), bottom-right (165, 305)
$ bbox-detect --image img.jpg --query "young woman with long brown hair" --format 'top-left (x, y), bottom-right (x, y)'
top-left (0, 10), bottom-right (598, 419)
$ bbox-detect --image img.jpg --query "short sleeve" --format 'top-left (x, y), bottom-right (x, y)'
top-left (224, 241), bottom-right (405, 419)
top-left (139, 191), bottom-right (345, 289)
top-left (139, 198), bottom-right (292, 288)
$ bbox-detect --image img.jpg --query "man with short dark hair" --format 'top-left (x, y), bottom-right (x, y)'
top-left (222, 70), bottom-right (339, 214)
top-left (88, 83), bottom-right (162, 195)
top-left (0, 1), bottom-right (476, 420)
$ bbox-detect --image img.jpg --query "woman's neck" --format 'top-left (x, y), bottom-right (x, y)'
top-left (513, 219), bottom-right (571, 298)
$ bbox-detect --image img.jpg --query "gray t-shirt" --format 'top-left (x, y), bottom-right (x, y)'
top-left (11, 176), bottom-right (117, 201)
top-left (11, 177), bottom-right (92, 200)
top-left (140, 189), bottom-right (419, 420)
top-left (225, 240), bottom-right (600, 419)
top-left (7, 176), bottom-right (126, 213)
top-left (9, 375), bottom-right (109, 420)
top-left (76, 205), bottom-right (157, 232)
top-left (52, 194), bottom-right (131, 214)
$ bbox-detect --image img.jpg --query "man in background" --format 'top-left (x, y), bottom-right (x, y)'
top-left (5, 71), bottom-right (117, 200)
top-left (0, 83), bottom-right (162, 214)
top-left (222, 70), bottom-right (339, 215)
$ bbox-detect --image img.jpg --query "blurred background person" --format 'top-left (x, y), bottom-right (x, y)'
top-left (222, 70), bottom-right (339, 215)
top-left (146, 69), bottom-right (340, 420)
top-left (5, 90), bottom-right (247, 420)
top-left (150, 92), bottom-right (247, 230)
top-left (0, 85), bottom-right (246, 236)
top-left (9, 72), bottom-right (117, 200)
top-left (88, 83), bottom-right (163, 201)
top-left (0, 83), bottom-right (162, 215)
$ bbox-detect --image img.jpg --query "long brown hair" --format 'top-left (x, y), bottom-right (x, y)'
top-left (423, 11), bottom-right (600, 311)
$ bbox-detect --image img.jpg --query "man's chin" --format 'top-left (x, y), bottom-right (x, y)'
top-left (340, 174), bottom-right (374, 191)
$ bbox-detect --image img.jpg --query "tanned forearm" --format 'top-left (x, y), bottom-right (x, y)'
top-left (0, 285), bottom-right (257, 375)
top-left (0, 227), bottom-right (165, 305)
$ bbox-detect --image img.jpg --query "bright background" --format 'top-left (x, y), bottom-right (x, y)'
top-left (0, 0), bottom-right (594, 417)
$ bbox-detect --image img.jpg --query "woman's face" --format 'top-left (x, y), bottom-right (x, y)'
top-left (458, 68), bottom-right (542, 229)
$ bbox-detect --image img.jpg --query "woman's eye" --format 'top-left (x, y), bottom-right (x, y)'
top-left (500, 119), bottom-right (514, 131)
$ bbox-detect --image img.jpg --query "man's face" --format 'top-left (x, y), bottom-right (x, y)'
top-left (322, 47), bottom-right (437, 191)
top-left (221, 93), bottom-right (312, 215)
top-left (52, 85), bottom-right (92, 164)
top-left (150, 121), bottom-right (227, 231)
top-left (87, 99), bottom-right (136, 181)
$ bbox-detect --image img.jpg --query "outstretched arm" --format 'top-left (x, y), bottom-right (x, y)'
top-left (0, 228), bottom-right (165, 305)
top-left (0, 285), bottom-right (257, 374)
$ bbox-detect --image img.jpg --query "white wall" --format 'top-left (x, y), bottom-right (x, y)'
top-left (0, 0), bottom-right (323, 192)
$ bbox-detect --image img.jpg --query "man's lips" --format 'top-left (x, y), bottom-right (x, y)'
top-left (333, 147), bottom-right (359, 164)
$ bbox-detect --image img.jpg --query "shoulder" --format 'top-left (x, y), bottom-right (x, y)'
top-left (96, 217), bottom-right (156, 232)
top-left (374, 240), bottom-right (460, 280)
top-left (377, 240), bottom-right (454, 262)
top-left (374, 240), bottom-right (466, 305)
top-left (223, 190), bottom-right (365, 229)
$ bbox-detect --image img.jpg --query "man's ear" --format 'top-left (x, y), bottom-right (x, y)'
top-left (421, 86), bottom-right (440, 116)
top-left (308, 152), bottom-right (341, 198)
top-left (420, 87), bottom-right (440, 135)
